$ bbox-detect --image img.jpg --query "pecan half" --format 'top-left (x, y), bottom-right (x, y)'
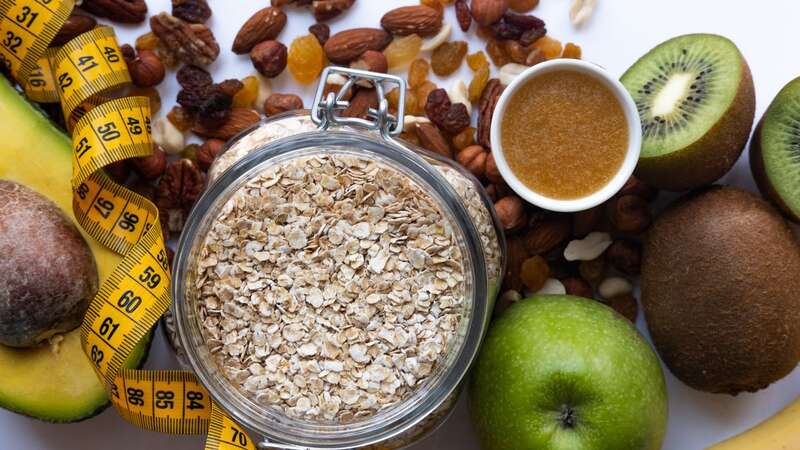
top-left (82, 0), bottom-right (147, 23)
top-left (155, 159), bottom-right (206, 237)
top-left (477, 79), bottom-right (503, 148)
top-left (150, 12), bottom-right (220, 66)
top-left (51, 10), bottom-right (96, 47)
top-left (232, 7), bottom-right (287, 55)
top-left (313, 0), bottom-right (355, 22)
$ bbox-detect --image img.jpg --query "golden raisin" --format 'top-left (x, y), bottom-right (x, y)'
top-left (386, 87), bottom-right (400, 110)
top-left (452, 127), bottom-right (475, 150)
top-left (415, 80), bottom-right (437, 107)
top-left (408, 58), bottom-right (430, 89)
top-left (562, 42), bottom-right (582, 59)
top-left (405, 90), bottom-right (421, 116)
top-left (129, 86), bottom-right (161, 114)
top-left (469, 63), bottom-right (490, 103)
top-left (180, 144), bottom-right (200, 164)
top-left (167, 106), bottom-right (194, 132)
top-left (467, 51), bottom-right (489, 71)
top-left (232, 76), bottom-right (259, 108)
top-left (532, 36), bottom-right (563, 60)
top-left (384, 34), bottom-right (422, 69)
top-left (135, 32), bottom-right (160, 51)
top-left (431, 41), bottom-right (468, 76)
top-left (486, 39), bottom-right (510, 67)
top-left (288, 35), bottom-right (325, 84)
top-left (521, 256), bottom-right (550, 292)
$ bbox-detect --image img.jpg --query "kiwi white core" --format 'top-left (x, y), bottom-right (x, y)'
top-left (652, 73), bottom-right (693, 117)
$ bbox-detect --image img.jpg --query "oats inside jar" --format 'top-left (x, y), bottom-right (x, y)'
top-left (194, 152), bottom-right (466, 422)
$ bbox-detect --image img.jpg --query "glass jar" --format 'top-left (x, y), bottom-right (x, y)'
top-left (172, 68), bottom-right (506, 449)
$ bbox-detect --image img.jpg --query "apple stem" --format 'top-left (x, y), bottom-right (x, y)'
top-left (559, 405), bottom-right (577, 429)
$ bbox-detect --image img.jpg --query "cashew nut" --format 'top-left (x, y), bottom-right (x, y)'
top-left (598, 277), bottom-right (633, 299)
top-left (152, 117), bottom-right (185, 155)
top-left (564, 232), bottom-right (612, 261)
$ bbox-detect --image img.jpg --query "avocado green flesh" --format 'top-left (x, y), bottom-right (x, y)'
top-left (757, 78), bottom-right (800, 218)
top-left (0, 74), bottom-right (150, 422)
top-left (621, 34), bottom-right (744, 158)
top-left (0, 330), bottom-right (150, 422)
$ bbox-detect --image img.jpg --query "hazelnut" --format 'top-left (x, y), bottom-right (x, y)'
top-left (350, 50), bottom-right (388, 74)
top-left (456, 145), bottom-right (488, 178)
top-left (105, 160), bottom-right (131, 184)
top-left (578, 257), bottom-right (606, 285)
top-left (250, 40), bottom-right (287, 78)
top-left (605, 239), bottom-right (642, 275)
top-left (485, 152), bottom-right (503, 184)
top-left (485, 183), bottom-right (510, 202)
top-left (603, 293), bottom-right (639, 323)
top-left (309, 23), bottom-right (331, 45)
top-left (264, 93), bottom-right (303, 117)
top-left (560, 277), bottom-right (593, 299)
top-left (132, 145), bottom-right (167, 180)
top-left (494, 195), bottom-right (527, 233)
top-left (572, 205), bottom-right (603, 237)
top-left (197, 139), bottom-right (226, 172)
top-left (124, 47), bottom-right (166, 88)
top-left (608, 195), bottom-right (652, 234)
top-left (619, 175), bottom-right (658, 202)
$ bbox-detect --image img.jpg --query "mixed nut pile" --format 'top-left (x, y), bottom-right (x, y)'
top-left (48, 0), bottom-right (645, 322)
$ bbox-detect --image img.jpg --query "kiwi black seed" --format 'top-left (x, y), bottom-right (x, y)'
top-left (750, 76), bottom-right (800, 222)
top-left (621, 34), bottom-right (755, 191)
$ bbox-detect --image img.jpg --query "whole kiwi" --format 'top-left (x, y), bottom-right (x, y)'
top-left (641, 186), bottom-right (800, 394)
top-left (0, 180), bottom-right (98, 347)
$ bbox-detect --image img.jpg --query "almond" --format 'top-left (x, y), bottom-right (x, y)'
top-left (232, 7), bottom-right (287, 54)
top-left (470, 0), bottom-right (509, 26)
top-left (415, 123), bottom-right (452, 159)
top-left (350, 50), bottom-right (388, 74)
top-left (381, 5), bottom-right (443, 37)
top-left (324, 28), bottom-right (392, 64)
top-left (192, 108), bottom-right (260, 140)
top-left (522, 217), bottom-right (571, 255)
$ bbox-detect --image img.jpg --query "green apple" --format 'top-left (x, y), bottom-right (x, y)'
top-left (469, 295), bottom-right (667, 450)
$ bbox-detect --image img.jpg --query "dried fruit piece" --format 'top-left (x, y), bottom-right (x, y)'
top-left (431, 41), bottom-right (468, 76)
top-left (176, 64), bottom-right (212, 92)
top-left (455, 0), bottom-right (472, 32)
top-left (386, 87), bottom-right (401, 110)
top-left (467, 51), bottom-right (488, 71)
top-left (562, 42), bottom-right (582, 59)
top-left (135, 32), bottom-right (160, 51)
top-left (167, 105), bottom-right (194, 131)
top-left (531, 35), bottom-right (563, 60)
top-left (408, 59), bottom-right (430, 89)
top-left (520, 256), bottom-right (550, 292)
top-left (192, 108), bottom-right (260, 140)
top-left (288, 35), bottom-right (325, 84)
top-left (486, 38), bottom-right (511, 67)
top-left (426, 89), bottom-right (470, 134)
top-left (383, 34), bottom-right (422, 69)
top-left (233, 76), bottom-right (259, 108)
top-left (452, 126), bottom-right (475, 150)
top-left (416, 80), bottom-right (438, 106)
top-left (172, 0), bottom-right (212, 24)
top-left (502, 39), bottom-right (529, 64)
top-left (129, 86), bottom-right (161, 114)
top-left (309, 23), bottom-right (330, 45)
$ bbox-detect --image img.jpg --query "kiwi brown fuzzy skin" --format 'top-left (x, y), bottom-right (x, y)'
top-left (641, 186), bottom-right (800, 395)
top-left (634, 60), bottom-right (756, 192)
top-left (750, 113), bottom-right (800, 223)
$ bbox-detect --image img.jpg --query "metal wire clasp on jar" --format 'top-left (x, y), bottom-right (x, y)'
top-left (172, 67), bottom-right (506, 450)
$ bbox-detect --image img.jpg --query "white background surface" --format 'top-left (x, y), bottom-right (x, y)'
top-left (2, 0), bottom-right (800, 449)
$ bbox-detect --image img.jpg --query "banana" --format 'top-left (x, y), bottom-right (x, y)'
top-left (707, 395), bottom-right (800, 450)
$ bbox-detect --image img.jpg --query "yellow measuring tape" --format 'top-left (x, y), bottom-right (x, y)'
top-left (0, 0), bottom-right (256, 446)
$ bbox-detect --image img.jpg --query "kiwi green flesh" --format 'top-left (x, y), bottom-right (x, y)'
top-left (752, 77), bottom-right (800, 220)
top-left (622, 34), bottom-right (744, 159)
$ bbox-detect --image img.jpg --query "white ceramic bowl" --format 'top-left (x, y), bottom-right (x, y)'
top-left (490, 59), bottom-right (642, 212)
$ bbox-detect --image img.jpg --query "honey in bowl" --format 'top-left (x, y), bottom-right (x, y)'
top-left (500, 69), bottom-right (629, 200)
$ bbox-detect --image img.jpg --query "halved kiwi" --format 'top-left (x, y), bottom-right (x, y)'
top-left (621, 34), bottom-right (755, 191)
top-left (750, 77), bottom-right (800, 222)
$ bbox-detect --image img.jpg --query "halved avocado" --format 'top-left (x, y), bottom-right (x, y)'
top-left (0, 75), bottom-right (151, 422)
